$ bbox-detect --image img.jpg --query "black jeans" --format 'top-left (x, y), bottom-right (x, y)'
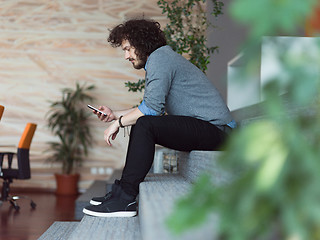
top-left (119, 115), bottom-right (228, 197)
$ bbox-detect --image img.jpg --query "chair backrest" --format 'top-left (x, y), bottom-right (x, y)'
top-left (17, 123), bottom-right (37, 179)
top-left (0, 105), bottom-right (4, 121)
top-left (18, 123), bottom-right (37, 149)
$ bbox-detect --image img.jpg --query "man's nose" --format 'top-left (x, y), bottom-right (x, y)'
top-left (124, 51), bottom-right (130, 60)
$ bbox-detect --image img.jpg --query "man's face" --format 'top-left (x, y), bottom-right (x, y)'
top-left (121, 40), bottom-right (146, 69)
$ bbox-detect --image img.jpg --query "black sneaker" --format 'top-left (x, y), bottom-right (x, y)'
top-left (90, 181), bottom-right (121, 205)
top-left (83, 197), bottom-right (137, 217)
top-left (83, 181), bottom-right (137, 217)
top-left (90, 192), bottom-right (112, 205)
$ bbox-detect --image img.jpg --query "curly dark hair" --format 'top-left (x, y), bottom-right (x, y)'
top-left (108, 19), bottom-right (167, 61)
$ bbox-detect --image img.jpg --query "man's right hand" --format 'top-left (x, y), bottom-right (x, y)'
top-left (95, 106), bottom-right (116, 122)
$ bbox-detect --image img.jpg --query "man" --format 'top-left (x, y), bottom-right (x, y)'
top-left (83, 19), bottom-right (235, 217)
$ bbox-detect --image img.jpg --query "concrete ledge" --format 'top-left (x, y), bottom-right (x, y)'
top-left (139, 174), bottom-right (219, 240)
top-left (42, 151), bottom-right (227, 239)
top-left (38, 221), bottom-right (78, 240)
top-left (178, 150), bottom-right (230, 185)
top-left (68, 215), bottom-right (141, 240)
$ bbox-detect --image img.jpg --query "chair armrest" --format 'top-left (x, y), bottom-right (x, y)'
top-left (0, 152), bottom-right (16, 173)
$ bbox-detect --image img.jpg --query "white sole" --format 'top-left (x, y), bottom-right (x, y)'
top-left (83, 208), bottom-right (137, 217)
top-left (90, 200), bottom-right (101, 205)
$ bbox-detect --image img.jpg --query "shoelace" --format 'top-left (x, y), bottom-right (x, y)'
top-left (103, 192), bottom-right (113, 200)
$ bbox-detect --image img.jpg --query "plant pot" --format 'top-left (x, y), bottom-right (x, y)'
top-left (306, 4), bottom-right (320, 36)
top-left (54, 173), bottom-right (80, 196)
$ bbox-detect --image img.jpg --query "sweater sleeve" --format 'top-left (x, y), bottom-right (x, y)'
top-left (143, 51), bottom-right (173, 115)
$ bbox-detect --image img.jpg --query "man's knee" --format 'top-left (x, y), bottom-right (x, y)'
top-left (135, 115), bottom-right (154, 130)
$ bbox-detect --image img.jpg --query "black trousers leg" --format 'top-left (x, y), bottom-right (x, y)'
top-left (119, 115), bottom-right (227, 197)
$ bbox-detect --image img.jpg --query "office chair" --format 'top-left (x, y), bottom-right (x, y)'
top-left (0, 105), bottom-right (4, 121)
top-left (0, 123), bottom-right (37, 210)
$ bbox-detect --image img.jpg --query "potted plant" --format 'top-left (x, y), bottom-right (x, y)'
top-left (46, 82), bottom-right (95, 195)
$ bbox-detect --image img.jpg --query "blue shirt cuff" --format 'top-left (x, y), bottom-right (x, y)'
top-left (138, 100), bottom-right (159, 116)
top-left (227, 120), bottom-right (237, 129)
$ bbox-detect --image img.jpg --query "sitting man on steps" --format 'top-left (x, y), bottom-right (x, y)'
top-left (83, 18), bottom-right (236, 218)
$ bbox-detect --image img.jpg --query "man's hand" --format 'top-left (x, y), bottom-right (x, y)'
top-left (102, 107), bottom-right (144, 146)
top-left (103, 121), bottom-right (120, 146)
top-left (93, 106), bottom-right (116, 122)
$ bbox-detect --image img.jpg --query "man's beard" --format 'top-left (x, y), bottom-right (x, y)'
top-left (131, 56), bottom-right (147, 69)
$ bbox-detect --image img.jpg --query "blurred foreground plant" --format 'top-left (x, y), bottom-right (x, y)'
top-left (167, 0), bottom-right (320, 239)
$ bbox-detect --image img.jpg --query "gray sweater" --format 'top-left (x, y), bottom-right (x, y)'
top-left (143, 45), bottom-right (232, 127)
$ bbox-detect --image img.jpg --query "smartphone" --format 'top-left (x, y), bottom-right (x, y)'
top-left (87, 105), bottom-right (107, 116)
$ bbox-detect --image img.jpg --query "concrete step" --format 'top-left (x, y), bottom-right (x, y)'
top-left (40, 150), bottom-right (225, 240)
top-left (68, 215), bottom-right (141, 240)
top-left (37, 221), bottom-right (79, 240)
top-left (177, 150), bottom-right (231, 186)
top-left (139, 174), bottom-right (219, 240)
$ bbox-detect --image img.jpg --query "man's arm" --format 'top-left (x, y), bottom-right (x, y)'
top-left (94, 106), bottom-right (136, 122)
top-left (112, 108), bottom-right (138, 120)
top-left (116, 107), bottom-right (144, 127)
top-left (104, 107), bottom-right (144, 146)
top-left (102, 100), bottom-right (160, 146)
